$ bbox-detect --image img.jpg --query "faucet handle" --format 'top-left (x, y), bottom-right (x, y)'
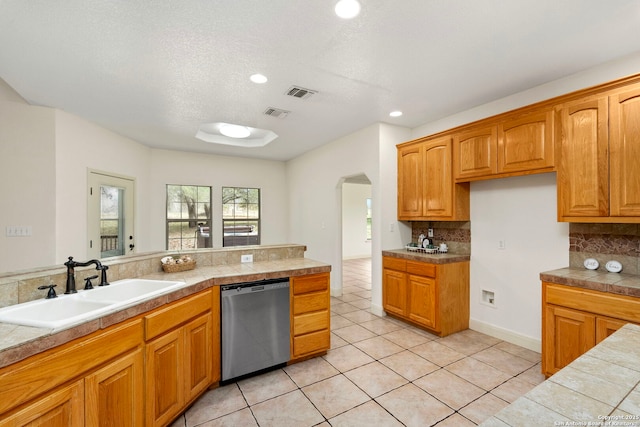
top-left (38, 284), bottom-right (58, 299)
top-left (84, 275), bottom-right (99, 290)
top-left (98, 265), bottom-right (110, 286)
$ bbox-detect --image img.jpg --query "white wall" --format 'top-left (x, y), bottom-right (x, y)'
top-left (0, 94), bottom-right (56, 271)
top-left (342, 183), bottom-right (371, 259)
top-left (469, 174), bottom-right (568, 351)
top-left (54, 110), bottom-right (152, 262)
top-left (286, 123), bottom-right (409, 311)
top-left (149, 149), bottom-right (288, 250)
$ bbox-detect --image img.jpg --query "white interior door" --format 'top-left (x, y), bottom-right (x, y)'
top-left (88, 171), bottom-right (135, 259)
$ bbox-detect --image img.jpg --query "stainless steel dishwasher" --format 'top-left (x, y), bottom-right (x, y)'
top-left (221, 278), bottom-right (290, 382)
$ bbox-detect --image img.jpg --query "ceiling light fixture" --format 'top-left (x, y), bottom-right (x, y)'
top-left (389, 111), bottom-right (403, 117)
top-left (335, 0), bottom-right (361, 19)
top-left (219, 124), bottom-right (251, 138)
top-left (250, 73), bottom-right (268, 84)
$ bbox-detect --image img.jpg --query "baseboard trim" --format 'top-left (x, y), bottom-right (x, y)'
top-left (469, 318), bottom-right (541, 353)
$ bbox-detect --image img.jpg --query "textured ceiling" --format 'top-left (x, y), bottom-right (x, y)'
top-left (1, 0), bottom-right (639, 161)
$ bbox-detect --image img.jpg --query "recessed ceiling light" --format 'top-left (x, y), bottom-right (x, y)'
top-left (335, 0), bottom-right (361, 19)
top-left (219, 124), bottom-right (251, 138)
top-left (250, 73), bottom-right (268, 84)
top-left (389, 111), bottom-right (403, 117)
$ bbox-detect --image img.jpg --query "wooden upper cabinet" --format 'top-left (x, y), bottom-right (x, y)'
top-left (397, 136), bottom-right (469, 221)
top-left (397, 143), bottom-right (423, 219)
top-left (556, 95), bottom-right (610, 219)
top-left (609, 84), bottom-right (640, 217)
top-left (453, 125), bottom-right (498, 180)
top-left (498, 109), bottom-right (554, 174)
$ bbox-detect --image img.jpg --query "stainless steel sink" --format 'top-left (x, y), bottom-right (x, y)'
top-left (0, 279), bottom-right (186, 332)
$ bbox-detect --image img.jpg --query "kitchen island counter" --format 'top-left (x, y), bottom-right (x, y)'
top-left (480, 323), bottom-right (640, 426)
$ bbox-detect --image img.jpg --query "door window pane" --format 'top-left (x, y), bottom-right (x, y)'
top-left (222, 187), bottom-right (260, 247)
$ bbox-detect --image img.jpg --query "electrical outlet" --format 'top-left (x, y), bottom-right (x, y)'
top-left (427, 228), bottom-right (434, 238)
top-left (6, 226), bottom-right (32, 237)
top-left (241, 254), bottom-right (253, 263)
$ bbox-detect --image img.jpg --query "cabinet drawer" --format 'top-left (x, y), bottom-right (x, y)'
top-left (293, 311), bottom-right (329, 336)
top-left (145, 290), bottom-right (212, 340)
top-left (293, 330), bottom-right (330, 357)
top-left (406, 261), bottom-right (436, 278)
top-left (383, 257), bottom-right (406, 271)
top-left (292, 273), bottom-right (329, 295)
top-left (293, 292), bottom-right (328, 315)
top-left (544, 283), bottom-right (640, 324)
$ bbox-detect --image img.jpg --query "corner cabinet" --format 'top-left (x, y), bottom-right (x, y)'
top-left (290, 273), bottom-right (331, 361)
top-left (382, 256), bottom-right (469, 337)
top-left (397, 136), bottom-right (470, 221)
top-left (541, 282), bottom-right (640, 377)
top-left (556, 83), bottom-right (640, 222)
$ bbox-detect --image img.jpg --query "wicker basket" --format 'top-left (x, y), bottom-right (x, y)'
top-left (161, 259), bottom-right (196, 273)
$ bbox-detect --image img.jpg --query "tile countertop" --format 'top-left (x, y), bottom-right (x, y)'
top-left (382, 249), bottom-right (470, 264)
top-left (480, 323), bottom-right (640, 426)
top-left (0, 258), bottom-right (331, 369)
top-left (541, 267), bottom-right (640, 298)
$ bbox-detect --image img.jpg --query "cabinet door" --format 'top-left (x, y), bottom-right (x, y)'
top-left (85, 349), bottom-right (144, 427)
top-left (0, 380), bottom-right (84, 427)
top-left (382, 268), bottom-right (407, 316)
top-left (557, 96), bottom-right (609, 218)
top-left (424, 137), bottom-right (453, 218)
top-left (498, 110), bottom-right (554, 174)
top-left (453, 125), bottom-right (498, 180)
top-left (543, 305), bottom-right (595, 376)
top-left (184, 313), bottom-right (213, 404)
top-left (609, 85), bottom-right (640, 217)
top-left (407, 274), bottom-right (436, 329)
top-left (595, 316), bottom-right (631, 344)
top-left (146, 329), bottom-right (184, 427)
top-left (397, 143), bottom-right (424, 218)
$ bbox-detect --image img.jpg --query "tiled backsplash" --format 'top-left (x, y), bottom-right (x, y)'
top-left (411, 221), bottom-right (471, 255)
top-left (569, 224), bottom-right (640, 275)
top-left (0, 245), bottom-right (306, 309)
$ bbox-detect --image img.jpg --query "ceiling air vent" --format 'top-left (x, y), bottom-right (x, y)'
top-left (263, 107), bottom-right (290, 119)
top-left (285, 86), bottom-right (317, 100)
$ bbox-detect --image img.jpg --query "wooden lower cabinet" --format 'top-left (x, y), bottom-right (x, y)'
top-left (145, 290), bottom-right (214, 427)
top-left (542, 282), bottom-right (640, 376)
top-left (382, 256), bottom-right (469, 337)
top-left (291, 273), bottom-right (331, 361)
top-left (0, 380), bottom-right (84, 427)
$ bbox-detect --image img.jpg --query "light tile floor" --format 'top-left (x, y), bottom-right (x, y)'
top-left (171, 258), bottom-right (545, 426)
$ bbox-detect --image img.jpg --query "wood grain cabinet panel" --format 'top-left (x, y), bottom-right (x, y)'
top-left (290, 273), bottom-right (330, 360)
top-left (543, 305), bottom-right (595, 376)
top-left (498, 109), bottom-right (554, 174)
top-left (145, 290), bottom-right (214, 427)
top-left (542, 282), bottom-right (640, 376)
top-left (0, 380), bottom-right (84, 427)
top-left (609, 85), bottom-right (640, 217)
top-left (453, 126), bottom-right (498, 179)
top-left (85, 348), bottom-right (144, 427)
top-left (556, 95), bottom-right (609, 219)
top-left (397, 136), bottom-right (469, 221)
top-left (382, 256), bottom-right (469, 337)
